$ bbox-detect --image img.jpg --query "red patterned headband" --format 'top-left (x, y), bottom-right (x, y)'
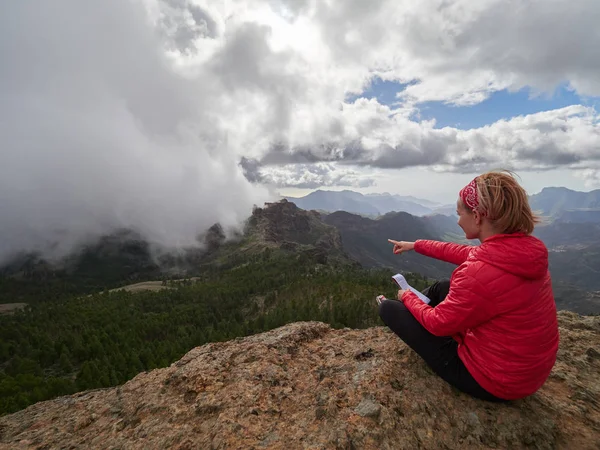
top-left (459, 177), bottom-right (479, 211)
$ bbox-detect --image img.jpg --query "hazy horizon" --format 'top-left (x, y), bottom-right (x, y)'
top-left (279, 177), bottom-right (598, 205)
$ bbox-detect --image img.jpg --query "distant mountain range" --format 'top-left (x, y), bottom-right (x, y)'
top-left (283, 190), bottom-right (455, 217)
top-left (529, 187), bottom-right (600, 223)
top-left (284, 186), bottom-right (600, 224)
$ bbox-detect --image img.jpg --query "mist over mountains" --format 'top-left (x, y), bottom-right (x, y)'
top-left (3, 186), bottom-right (600, 314)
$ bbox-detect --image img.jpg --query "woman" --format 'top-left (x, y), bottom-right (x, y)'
top-left (379, 170), bottom-right (559, 402)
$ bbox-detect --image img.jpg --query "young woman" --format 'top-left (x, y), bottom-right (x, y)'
top-left (379, 170), bottom-right (559, 402)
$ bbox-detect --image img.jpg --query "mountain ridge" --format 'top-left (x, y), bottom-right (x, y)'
top-left (529, 187), bottom-right (600, 222)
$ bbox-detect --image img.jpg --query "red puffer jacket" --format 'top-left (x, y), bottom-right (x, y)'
top-left (401, 233), bottom-right (559, 400)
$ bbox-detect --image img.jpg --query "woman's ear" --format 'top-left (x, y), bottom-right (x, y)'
top-left (473, 210), bottom-right (482, 226)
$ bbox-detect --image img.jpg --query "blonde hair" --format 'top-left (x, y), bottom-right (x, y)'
top-left (472, 170), bottom-right (541, 235)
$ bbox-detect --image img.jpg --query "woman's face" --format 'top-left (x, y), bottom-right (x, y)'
top-left (456, 199), bottom-right (479, 240)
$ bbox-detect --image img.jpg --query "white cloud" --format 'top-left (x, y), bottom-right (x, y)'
top-left (577, 168), bottom-right (600, 188)
top-left (257, 102), bottom-right (600, 173)
top-left (215, 0), bottom-right (600, 174)
top-left (2, 0), bottom-right (600, 262)
top-left (259, 163), bottom-right (376, 189)
top-left (0, 0), bottom-right (273, 262)
top-left (436, 105), bottom-right (600, 173)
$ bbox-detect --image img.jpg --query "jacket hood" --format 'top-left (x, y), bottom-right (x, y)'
top-left (476, 233), bottom-right (549, 280)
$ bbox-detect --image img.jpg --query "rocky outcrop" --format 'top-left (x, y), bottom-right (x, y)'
top-left (244, 200), bottom-right (353, 266)
top-left (1, 311), bottom-right (599, 449)
top-left (203, 223), bottom-right (227, 251)
top-left (249, 200), bottom-right (339, 247)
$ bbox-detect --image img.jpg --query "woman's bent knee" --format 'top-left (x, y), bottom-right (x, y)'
top-left (378, 299), bottom-right (396, 318)
top-left (378, 299), bottom-right (411, 324)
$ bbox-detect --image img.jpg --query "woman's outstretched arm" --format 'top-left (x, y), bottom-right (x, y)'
top-left (414, 240), bottom-right (474, 266)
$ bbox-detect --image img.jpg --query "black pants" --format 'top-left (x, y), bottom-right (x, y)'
top-left (379, 280), bottom-right (506, 402)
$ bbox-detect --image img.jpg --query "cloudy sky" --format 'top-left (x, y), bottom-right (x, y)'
top-left (1, 0), bottom-right (599, 260)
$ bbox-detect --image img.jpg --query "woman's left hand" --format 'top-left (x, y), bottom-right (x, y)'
top-left (397, 289), bottom-right (407, 301)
